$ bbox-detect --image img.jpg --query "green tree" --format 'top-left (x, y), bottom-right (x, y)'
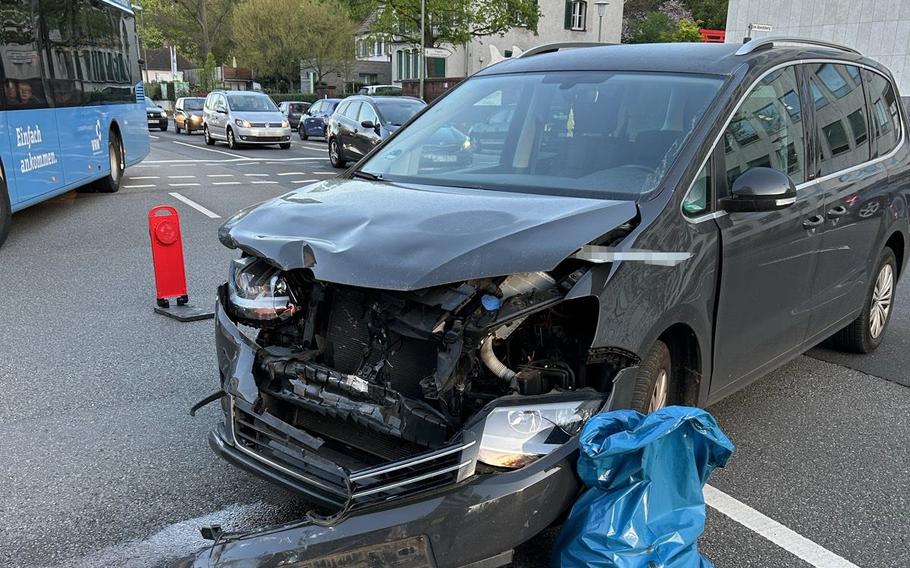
top-left (137, 0), bottom-right (235, 64)
top-left (233, 0), bottom-right (356, 89)
top-left (371, 0), bottom-right (541, 48)
top-left (625, 0), bottom-right (703, 43)
top-left (687, 0), bottom-right (729, 30)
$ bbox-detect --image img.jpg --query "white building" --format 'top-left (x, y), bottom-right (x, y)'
top-left (725, 0), bottom-right (910, 94)
top-left (390, 0), bottom-right (625, 83)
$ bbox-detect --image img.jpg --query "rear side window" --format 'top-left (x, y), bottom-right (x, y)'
top-left (808, 64), bottom-right (870, 176)
top-left (335, 101), bottom-right (349, 115)
top-left (867, 72), bottom-right (902, 157)
top-left (344, 101), bottom-right (362, 119)
top-left (723, 66), bottom-right (806, 188)
top-left (358, 103), bottom-right (378, 124)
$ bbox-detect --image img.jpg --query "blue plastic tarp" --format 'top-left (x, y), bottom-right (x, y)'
top-left (554, 406), bottom-right (735, 568)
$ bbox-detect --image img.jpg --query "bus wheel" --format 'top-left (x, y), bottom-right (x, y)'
top-left (95, 129), bottom-right (124, 193)
top-left (0, 167), bottom-right (11, 249)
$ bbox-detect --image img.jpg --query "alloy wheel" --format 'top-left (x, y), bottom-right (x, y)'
top-left (648, 368), bottom-right (669, 412)
top-left (870, 263), bottom-right (894, 339)
top-left (329, 139), bottom-right (339, 163)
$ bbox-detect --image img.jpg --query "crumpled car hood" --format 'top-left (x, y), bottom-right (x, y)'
top-left (219, 178), bottom-right (638, 290)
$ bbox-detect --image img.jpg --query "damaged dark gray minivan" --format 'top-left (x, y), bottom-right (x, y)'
top-left (196, 40), bottom-right (909, 567)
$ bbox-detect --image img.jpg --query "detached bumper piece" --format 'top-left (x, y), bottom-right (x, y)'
top-left (228, 396), bottom-right (476, 512)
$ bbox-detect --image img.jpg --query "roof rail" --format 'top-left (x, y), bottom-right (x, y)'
top-left (735, 36), bottom-right (861, 56)
top-left (518, 42), bottom-right (611, 58)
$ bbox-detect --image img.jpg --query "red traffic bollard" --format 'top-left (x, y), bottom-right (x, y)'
top-left (149, 206), bottom-right (188, 308)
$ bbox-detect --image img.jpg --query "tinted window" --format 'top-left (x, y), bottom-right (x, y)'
top-left (343, 101), bottom-right (362, 119)
top-left (724, 66), bottom-right (805, 187)
top-left (683, 160), bottom-right (711, 216)
top-left (183, 98), bottom-right (204, 110)
top-left (359, 71), bottom-right (723, 199)
top-left (77, 0), bottom-right (136, 104)
top-left (335, 101), bottom-right (349, 115)
top-left (0, 0), bottom-right (48, 109)
top-left (867, 71), bottom-right (901, 157)
top-left (376, 99), bottom-right (425, 126)
top-left (357, 103), bottom-right (378, 124)
top-left (225, 93), bottom-right (278, 111)
top-left (809, 64), bottom-right (870, 176)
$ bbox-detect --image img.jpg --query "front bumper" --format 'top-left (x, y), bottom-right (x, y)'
top-left (147, 115), bottom-right (167, 128)
top-left (234, 126), bottom-right (292, 144)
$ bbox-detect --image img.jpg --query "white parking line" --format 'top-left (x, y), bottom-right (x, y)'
top-left (207, 174), bottom-right (234, 178)
top-left (250, 181), bottom-right (278, 184)
top-left (168, 182), bottom-right (200, 188)
top-left (212, 181), bottom-right (241, 186)
top-left (168, 175), bottom-right (196, 179)
top-left (291, 180), bottom-right (317, 184)
top-left (130, 176), bottom-right (160, 180)
top-left (704, 485), bottom-right (859, 568)
top-left (124, 184), bottom-right (156, 189)
top-left (173, 140), bottom-right (247, 159)
top-left (244, 174), bottom-right (269, 177)
top-left (169, 192), bottom-right (221, 219)
top-left (311, 172), bottom-right (335, 175)
top-left (276, 172), bottom-right (306, 176)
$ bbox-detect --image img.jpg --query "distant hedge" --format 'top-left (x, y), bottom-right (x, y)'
top-left (267, 93), bottom-right (336, 103)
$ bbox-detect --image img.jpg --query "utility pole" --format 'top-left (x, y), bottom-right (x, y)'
top-left (419, 0), bottom-right (426, 100)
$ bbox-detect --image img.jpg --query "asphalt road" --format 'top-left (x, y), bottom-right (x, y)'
top-left (0, 125), bottom-right (907, 568)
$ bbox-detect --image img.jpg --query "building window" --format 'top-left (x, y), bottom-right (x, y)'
top-left (570, 1), bottom-right (587, 31)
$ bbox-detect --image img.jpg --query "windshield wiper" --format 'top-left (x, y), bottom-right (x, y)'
top-left (351, 170), bottom-right (382, 181)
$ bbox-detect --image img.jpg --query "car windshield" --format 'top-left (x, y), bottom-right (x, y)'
top-left (376, 99), bottom-right (426, 126)
top-left (145, 99), bottom-right (159, 110)
top-left (226, 93), bottom-right (278, 112)
top-left (184, 98), bottom-right (204, 110)
top-left (359, 71), bottom-right (723, 199)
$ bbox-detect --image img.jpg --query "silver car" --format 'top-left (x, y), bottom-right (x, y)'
top-left (202, 91), bottom-right (292, 149)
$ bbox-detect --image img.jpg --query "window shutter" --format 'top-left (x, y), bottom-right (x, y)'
top-left (565, 1), bottom-right (572, 29)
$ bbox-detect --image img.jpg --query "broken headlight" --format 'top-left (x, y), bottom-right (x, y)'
top-left (227, 257), bottom-right (298, 323)
top-left (477, 397), bottom-right (602, 469)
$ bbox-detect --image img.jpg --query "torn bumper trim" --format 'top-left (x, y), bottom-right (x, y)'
top-left (193, 432), bottom-right (581, 568)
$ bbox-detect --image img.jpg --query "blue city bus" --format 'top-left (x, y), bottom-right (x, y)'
top-left (0, 0), bottom-right (150, 247)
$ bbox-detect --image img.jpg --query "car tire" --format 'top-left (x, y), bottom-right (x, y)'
top-left (175, 121), bottom-right (181, 134)
top-left (93, 129), bottom-right (124, 193)
top-left (300, 127), bottom-right (308, 141)
top-left (227, 127), bottom-right (238, 150)
top-left (279, 142), bottom-right (291, 149)
top-left (0, 163), bottom-right (11, 249)
top-left (160, 123), bottom-right (167, 132)
top-left (830, 247), bottom-right (897, 353)
top-left (329, 137), bottom-right (346, 168)
top-left (628, 340), bottom-right (673, 413)
top-left (204, 125), bottom-right (215, 145)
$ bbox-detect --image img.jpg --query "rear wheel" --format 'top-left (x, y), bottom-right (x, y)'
top-left (629, 340), bottom-right (673, 413)
top-left (0, 163), bottom-right (11, 249)
top-left (830, 247), bottom-right (897, 353)
top-left (227, 127), bottom-right (238, 149)
top-left (204, 125), bottom-right (215, 145)
top-left (329, 137), bottom-right (346, 168)
top-left (94, 129), bottom-right (124, 193)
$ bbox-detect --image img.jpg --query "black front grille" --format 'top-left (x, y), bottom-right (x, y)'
top-left (232, 397), bottom-right (474, 508)
top-left (246, 135), bottom-right (283, 142)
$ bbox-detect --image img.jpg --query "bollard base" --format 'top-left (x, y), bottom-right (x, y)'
top-left (154, 303), bottom-right (215, 322)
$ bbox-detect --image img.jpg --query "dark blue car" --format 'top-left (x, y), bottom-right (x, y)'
top-left (298, 98), bottom-right (340, 140)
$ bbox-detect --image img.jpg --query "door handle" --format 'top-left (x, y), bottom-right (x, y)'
top-left (827, 205), bottom-right (848, 218)
top-left (802, 214), bottom-right (825, 230)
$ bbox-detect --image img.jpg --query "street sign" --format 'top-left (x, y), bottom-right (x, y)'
top-left (424, 47), bottom-right (451, 58)
top-left (748, 23), bottom-right (773, 33)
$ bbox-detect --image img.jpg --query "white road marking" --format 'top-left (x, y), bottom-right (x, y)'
top-left (168, 182), bottom-right (201, 188)
top-left (129, 176), bottom-right (160, 180)
top-left (311, 172), bottom-right (335, 175)
top-left (704, 485), bottom-right (860, 568)
top-left (149, 134), bottom-right (160, 140)
top-left (137, 157), bottom-right (328, 166)
top-left (168, 175), bottom-right (196, 179)
top-left (168, 192), bottom-right (220, 219)
top-left (292, 180), bottom-right (317, 184)
top-left (212, 181), bottom-right (241, 186)
top-left (250, 180), bottom-right (278, 184)
top-left (172, 140), bottom-right (247, 159)
top-left (124, 184), bottom-right (156, 189)
top-left (244, 173), bottom-right (269, 177)
top-left (276, 172), bottom-right (306, 176)
top-left (207, 174), bottom-right (234, 178)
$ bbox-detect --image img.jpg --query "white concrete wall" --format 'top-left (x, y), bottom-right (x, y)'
top-left (726, 0), bottom-right (910, 94)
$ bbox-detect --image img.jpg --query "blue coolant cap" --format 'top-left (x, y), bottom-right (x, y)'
top-left (481, 294), bottom-right (502, 311)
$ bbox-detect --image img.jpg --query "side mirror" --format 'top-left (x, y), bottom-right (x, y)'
top-left (360, 120), bottom-right (376, 129)
top-left (718, 167), bottom-right (796, 213)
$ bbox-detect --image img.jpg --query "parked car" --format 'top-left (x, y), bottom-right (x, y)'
top-left (145, 99), bottom-right (167, 131)
top-left (201, 40), bottom-right (909, 568)
top-left (174, 97), bottom-right (205, 134)
top-left (278, 101), bottom-right (311, 131)
top-left (202, 90), bottom-right (292, 149)
top-left (298, 98), bottom-right (340, 140)
top-left (467, 106), bottom-right (514, 154)
top-left (327, 95), bottom-right (426, 167)
top-left (358, 84), bottom-right (403, 95)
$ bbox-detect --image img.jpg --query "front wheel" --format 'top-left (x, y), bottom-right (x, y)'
top-left (329, 137), bottom-right (346, 168)
top-left (227, 128), bottom-right (238, 149)
top-left (175, 121), bottom-right (181, 134)
top-left (159, 123), bottom-right (167, 132)
top-left (629, 340), bottom-right (673, 413)
top-left (299, 127), bottom-right (308, 141)
top-left (0, 166), bottom-right (11, 249)
top-left (279, 142), bottom-right (291, 150)
top-left (830, 247), bottom-right (897, 353)
top-left (204, 125), bottom-right (215, 145)
top-left (94, 129), bottom-right (124, 193)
